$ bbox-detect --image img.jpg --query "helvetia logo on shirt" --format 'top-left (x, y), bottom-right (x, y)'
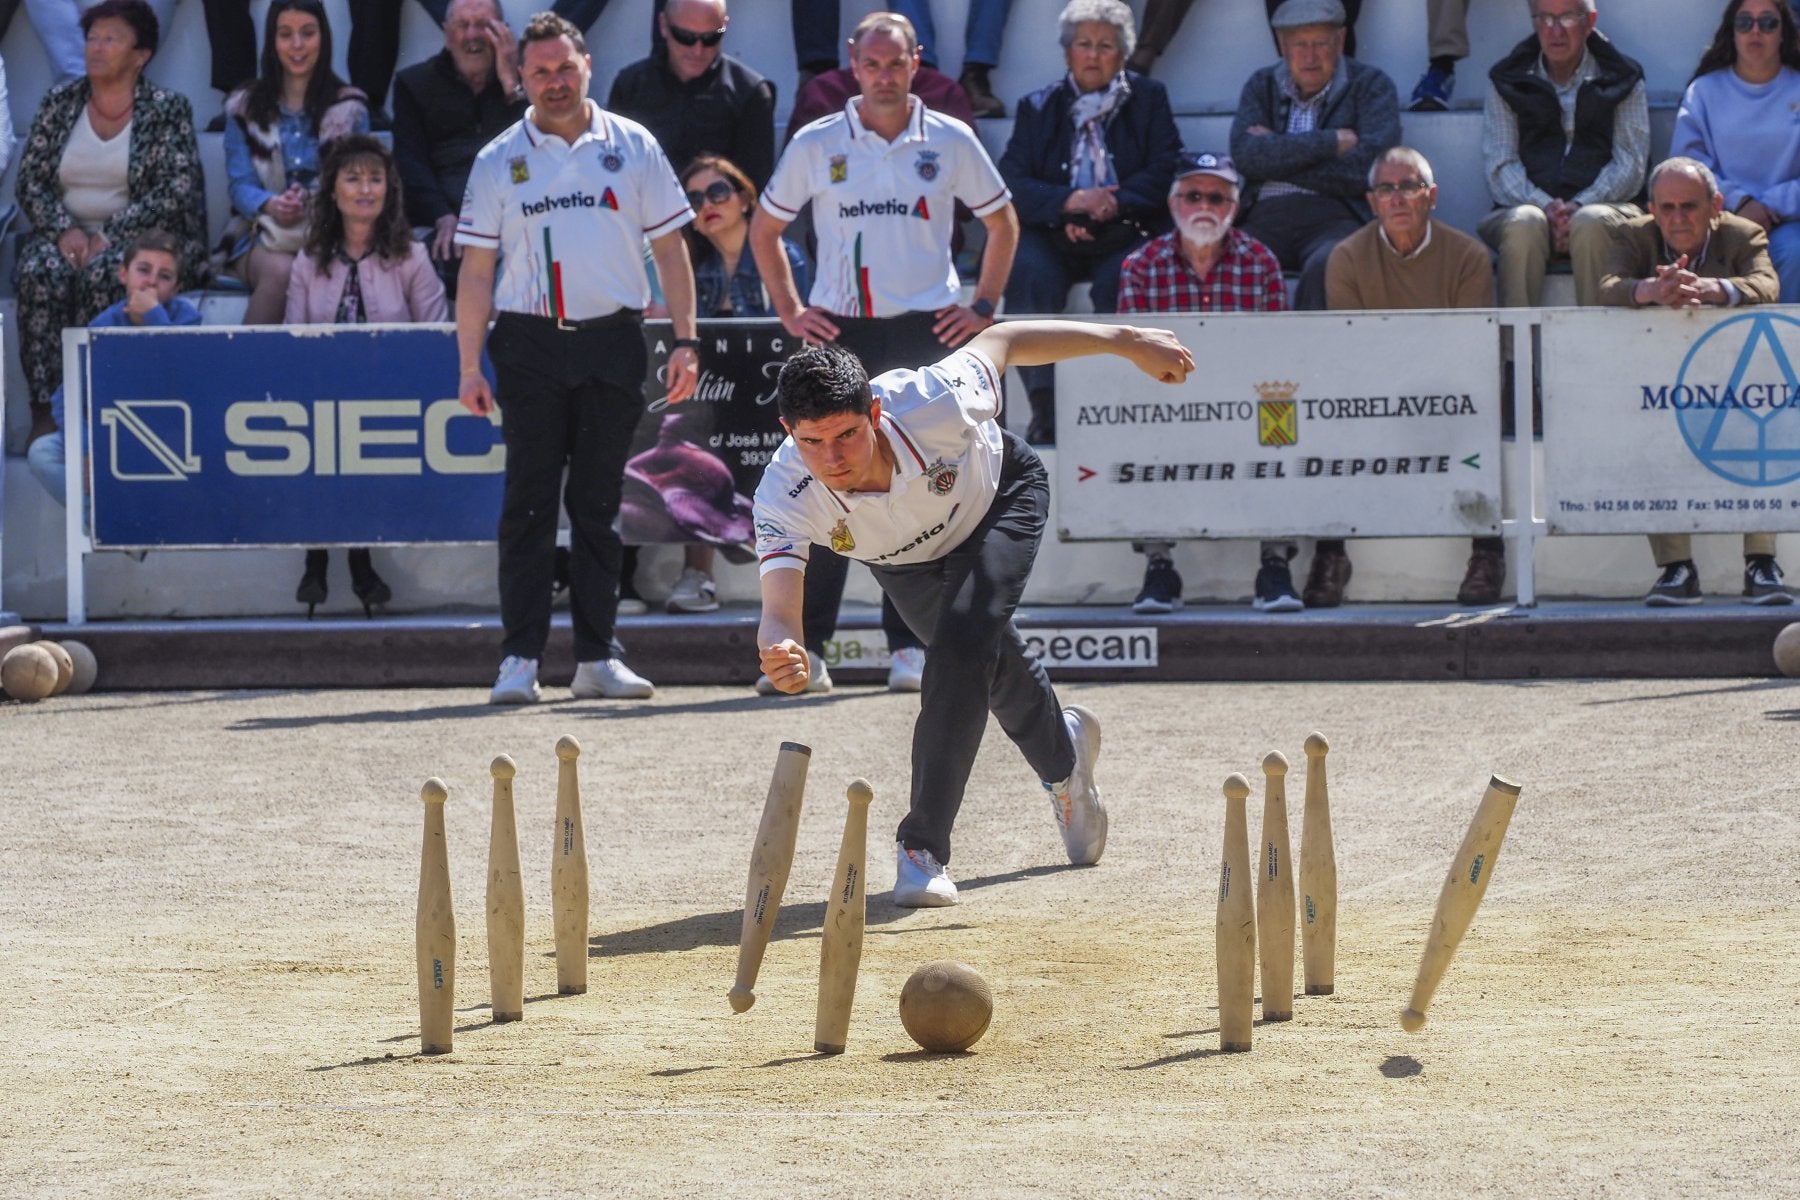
top-left (520, 189), bottom-right (619, 216)
top-left (835, 197), bottom-right (930, 220)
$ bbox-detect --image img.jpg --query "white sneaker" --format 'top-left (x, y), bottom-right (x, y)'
top-left (887, 645), bottom-right (925, 693)
top-left (572, 657), bottom-right (655, 699)
top-left (617, 596), bottom-right (649, 616)
top-left (489, 655), bottom-right (540, 705)
top-left (666, 567), bottom-right (720, 614)
top-left (1045, 704), bottom-right (1106, 865)
top-left (894, 841), bottom-right (958, 907)
top-left (755, 651), bottom-right (833, 695)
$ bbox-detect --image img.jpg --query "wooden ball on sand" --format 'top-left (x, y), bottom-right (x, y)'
top-left (1775, 623), bottom-right (1800, 679)
top-left (2, 644), bottom-right (60, 701)
top-left (33, 642), bottom-right (74, 695)
top-left (61, 641), bottom-right (98, 695)
top-left (899, 960), bottom-right (993, 1053)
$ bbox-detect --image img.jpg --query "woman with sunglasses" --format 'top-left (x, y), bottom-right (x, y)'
top-left (645, 154), bottom-right (812, 615)
top-left (1672, 0), bottom-right (1800, 301)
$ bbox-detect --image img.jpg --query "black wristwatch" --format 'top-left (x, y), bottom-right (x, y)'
top-left (673, 337), bottom-right (702, 350)
top-left (970, 298), bottom-right (995, 319)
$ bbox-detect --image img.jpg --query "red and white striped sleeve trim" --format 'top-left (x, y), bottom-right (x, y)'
top-left (965, 185), bottom-right (1011, 219)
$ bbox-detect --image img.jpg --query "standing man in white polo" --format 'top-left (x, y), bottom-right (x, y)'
top-left (750, 10), bottom-right (1019, 695)
top-left (456, 11), bottom-right (701, 704)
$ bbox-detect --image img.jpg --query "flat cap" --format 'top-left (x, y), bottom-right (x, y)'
top-left (1269, 0), bottom-right (1346, 28)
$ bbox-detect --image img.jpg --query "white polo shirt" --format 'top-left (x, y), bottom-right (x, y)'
top-left (754, 347), bottom-right (1005, 571)
top-left (457, 103), bottom-right (692, 320)
top-left (761, 96), bottom-right (1010, 318)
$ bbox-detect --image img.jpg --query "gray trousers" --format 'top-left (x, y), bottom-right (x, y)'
top-left (871, 431), bottom-right (1075, 864)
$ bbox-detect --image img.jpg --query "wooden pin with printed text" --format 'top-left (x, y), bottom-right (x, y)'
top-left (1258, 751), bottom-right (1296, 1022)
top-left (487, 754), bottom-right (525, 1023)
top-left (729, 741), bottom-right (811, 1013)
top-left (1217, 773), bottom-right (1256, 1053)
top-left (416, 778), bottom-right (455, 1055)
top-left (1299, 732), bottom-right (1337, 996)
top-left (552, 736), bottom-right (588, 995)
top-left (814, 779), bottom-right (874, 1054)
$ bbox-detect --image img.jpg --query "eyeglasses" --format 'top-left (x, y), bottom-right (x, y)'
top-left (686, 180), bottom-right (737, 210)
top-left (1370, 179), bottom-right (1430, 197)
top-left (667, 23), bottom-right (725, 47)
top-left (1175, 189), bottom-right (1234, 207)
top-left (1530, 11), bottom-right (1589, 30)
top-left (1735, 12), bottom-right (1782, 33)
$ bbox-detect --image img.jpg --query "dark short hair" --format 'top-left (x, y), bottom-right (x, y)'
top-left (521, 11), bottom-right (585, 57)
top-left (80, 0), bottom-right (159, 56)
top-left (777, 344), bottom-right (873, 425)
top-left (123, 228), bottom-right (183, 268)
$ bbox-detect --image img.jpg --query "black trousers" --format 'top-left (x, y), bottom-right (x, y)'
top-left (489, 311), bottom-right (646, 664)
top-left (874, 431), bottom-right (1075, 864)
top-left (799, 310), bottom-right (951, 657)
top-left (1238, 193), bottom-right (1364, 312)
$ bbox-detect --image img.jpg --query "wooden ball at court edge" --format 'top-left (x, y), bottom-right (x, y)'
top-left (1774, 622), bottom-right (1800, 679)
top-left (33, 641), bottom-right (74, 696)
top-left (1, 644), bottom-right (60, 701)
top-left (60, 640), bottom-right (98, 695)
top-left (899, 960), bottom-right (993, 1053)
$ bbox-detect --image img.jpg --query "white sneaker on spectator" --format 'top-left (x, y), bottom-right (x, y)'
top-left (754, 651), bottom-right (833, 695)
top-left (617, 596), bottom-right (649, 616)
top-left (894, 841), bottom-right (958, 907)
top-left (887, 646), bottom-right (925, 692)
top-left (572, 658), bottom-right (655, 699)
top-left (1044, 704), bottom-right (1106, 865)
top-left (667, 566), bottom-right (720, 613)
top-left (489, 655), bottom-right (540, 705)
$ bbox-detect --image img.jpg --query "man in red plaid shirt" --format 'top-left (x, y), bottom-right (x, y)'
top-left (1116, 150), bottom-right (1305, 614)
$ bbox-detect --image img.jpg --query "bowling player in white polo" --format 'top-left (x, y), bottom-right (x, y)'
top-left (753, 320), bottom-right (1195, 906)
top-left (456, 11), bottom-right (700, 705)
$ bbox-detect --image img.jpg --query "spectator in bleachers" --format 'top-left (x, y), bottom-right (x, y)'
top-left (1229, 0), bottom-right (1399, 312)
top-left (1595, 156), bottom-right (1791, 607)
top-left (2, 0), bottom-right (178, 85)
top-left (640, 153), bottom-right (814, 615)
top-left (15, 0), bottom-right (208, 444)
top-left (1116, 151), bottom-right (1291, 613)
top-left (887, 0), bottom-right (1013, 117)
top-left (998, 0), bottom-right (1179, 445)
top-left (26, 228), bottom-right (200, 507)
top-left (750, 11), bottom-right (1016, 694)
top-left (284, 134), bottom-right (447, 617)
top-left (1670, 0), bottom-right (1800, 304)
top-left (1478, 0), bottom-right (1647, 308)
top-left (1326, 146), bottom-right (1502, 605)
top-left (392, 0), bottom-right (527, 300)
top-left (606, 0), bottom-right (775, 190)
top-left (1128, 0), bottom-right (1362, 79)
top-left (1409, 0), bottom-right (1475, 111)
top-left (217, 0), bottom-right (369, 325)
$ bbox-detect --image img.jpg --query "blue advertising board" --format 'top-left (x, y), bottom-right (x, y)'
top-left (81, 322), bottom-right (792, 549)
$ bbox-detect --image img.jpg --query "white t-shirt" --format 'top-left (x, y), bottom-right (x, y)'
top-left (754, 347), bottom-right (1005, 572)
top-left (456, 103), bottom-right (692, 320)
top-left (760, 96), bottom-right (1010, 317)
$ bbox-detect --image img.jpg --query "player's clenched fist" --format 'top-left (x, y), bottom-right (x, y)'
top-left (1125, 325), bottom-right (1196, 384)
top-left (759, 640), bottom-right (811, 694)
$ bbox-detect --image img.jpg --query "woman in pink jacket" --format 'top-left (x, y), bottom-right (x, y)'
top-left (286, 133), bottom-right (447, 616)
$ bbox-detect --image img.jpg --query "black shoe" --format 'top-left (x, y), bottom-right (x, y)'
top-left (296, 549), bottom-right (328, 618)
top-left (1456, 546), bottom-right (1506, 606)
top-left (1132, 558), bottom-right (1183, 614)
top-left (1026, 386), bottom-right (1056, 446)
top-left (1254, 556), bottom-right (1303, 612)
top-left (959, 65), bottom-right (1005, 118)
top-left (1743, 555), bottom-right (1794, 606)
top-left (1646, 560), bottom-right (1702, 607)
top-left (1302, 546), bottom-right (1353, 608)
top-left (347, 547), bottom-right (391, 618)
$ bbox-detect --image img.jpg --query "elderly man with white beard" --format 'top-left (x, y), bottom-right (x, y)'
top-left (1114, 150), bottom-right (1295, 614)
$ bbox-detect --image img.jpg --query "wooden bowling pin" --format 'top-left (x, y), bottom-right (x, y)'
top-left (487, 754), bottom-right (525, 1023)
top-left (416, 778), bottom-right (455, 1055)
top-left (1216, 773), bottom-right (1256, 1053)
top-left (1299, 732), bottom-right (1337, 997)
top-left (1401, 775), bottom-right (1523, 1032)
top-left (1257, 752), bottom-right (1296, 1022)
top-left (551, 735), bottom-right (589, 995)
top-left (814, 779), bottom-right (874, 1055)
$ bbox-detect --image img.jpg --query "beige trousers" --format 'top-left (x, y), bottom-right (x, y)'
top-left (1428, 0), bottom-right (1473, 61)
top-left (1479, 202), bottom-right (1641, 308)
top-left (1648, 534), bottom-right (1778, 567)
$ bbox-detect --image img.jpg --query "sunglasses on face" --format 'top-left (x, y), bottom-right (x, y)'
top-left (686, 180), bottom-right (737, 210)
top-left (1370, 179), bottom-right (1429, 198)
top-left (667, 23), bottom-right (724, 47)
top-left (1175, 189), bottom-right (1234, 207)
top-left (1736, 12), bottom-right (1782, 33)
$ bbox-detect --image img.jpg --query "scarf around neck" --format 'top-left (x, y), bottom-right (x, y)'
top-left (1066, 71), bottom-right (1130, 189)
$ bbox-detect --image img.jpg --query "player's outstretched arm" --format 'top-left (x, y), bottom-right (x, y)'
top-left (757, 566), bottom-right (812, 694)
top-left (967, 319), bottom-right (1194, 384)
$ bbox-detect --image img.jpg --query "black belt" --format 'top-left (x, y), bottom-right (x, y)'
top-left (501, 307), bottom-right (642, 332)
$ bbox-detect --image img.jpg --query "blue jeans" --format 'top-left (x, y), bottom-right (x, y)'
top-left (1769, 220), bottom-right (1800, 304)
top-left (1003, 226), bottom-right (1133, 396)
top-left (890, 0), bottom-right (1014, 68)
top-left (27, 430), bottom-right (66, 506)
